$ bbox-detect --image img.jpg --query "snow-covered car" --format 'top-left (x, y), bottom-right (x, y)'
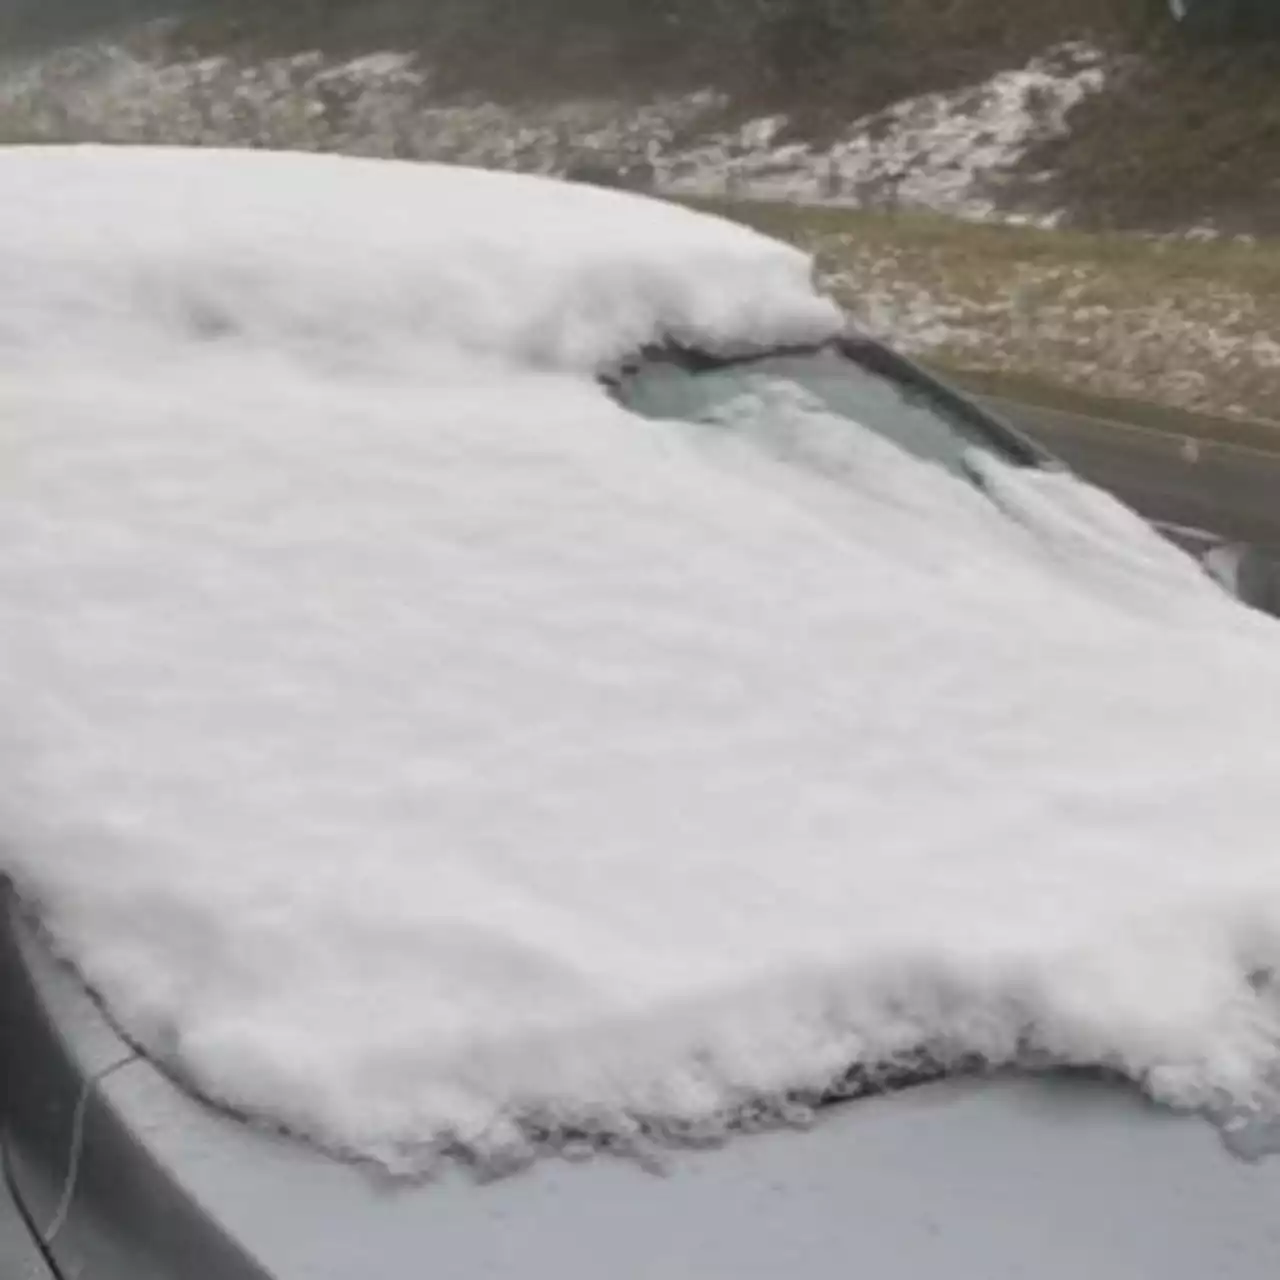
top-left (3, 147), bottom-right (1280, 1279)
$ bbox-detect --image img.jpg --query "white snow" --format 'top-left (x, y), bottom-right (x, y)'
top-left (0, 40), bottom-right (1107, 224)
top-left (6, 146), bottom-right (1280, 1173)
top-left (0, 146), bottom-right (837, 370)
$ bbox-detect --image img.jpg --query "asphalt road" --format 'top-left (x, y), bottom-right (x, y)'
top-left (988, 397), bottom-right (1280, 551)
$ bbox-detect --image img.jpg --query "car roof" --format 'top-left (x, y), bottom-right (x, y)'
top-left (0, 146), bottom-right (841, 372)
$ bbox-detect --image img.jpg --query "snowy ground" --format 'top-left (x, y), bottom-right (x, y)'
top-left (0, 37), bottom-right (1106, 225)
top-left (787, 221), bottom-right (1280, 424)
top-left (660, 44), bottom-right (1106, 226)
top-left (6, 147), bottom-right (1280, 1174)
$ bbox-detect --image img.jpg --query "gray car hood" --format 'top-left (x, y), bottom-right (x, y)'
top-left (4, 891), bottom-right (1280, 1280)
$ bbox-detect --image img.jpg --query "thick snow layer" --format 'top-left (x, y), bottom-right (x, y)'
top-left (0, 146), bottom-right (837, 369)
top-left (5, 146), bottom-right (1280, 1172)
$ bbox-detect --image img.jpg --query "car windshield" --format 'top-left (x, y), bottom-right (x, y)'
top-left (611, 340), bottom-right (1043, 483)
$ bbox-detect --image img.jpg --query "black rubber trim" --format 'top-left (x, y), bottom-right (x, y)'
top-left (1, 1134), bottom-right (62, 1280)
top-left (603, 330), bottom-right (1057, 473)
top-left (0, 880), bottom-right (273, 1280)
top-left (830, 335), bottom-right (1055, 471)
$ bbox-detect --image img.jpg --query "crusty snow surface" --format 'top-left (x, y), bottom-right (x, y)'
top-left (5, 147), bottom-right (1280, 1172)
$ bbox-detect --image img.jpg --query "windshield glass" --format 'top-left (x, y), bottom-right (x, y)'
top-left (613, 342), bottom-right (1040, 482)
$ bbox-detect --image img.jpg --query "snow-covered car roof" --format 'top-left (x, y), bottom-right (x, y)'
top-left (0, 145), bottom-right (841, 370)
top-left (4, 147), bottom-right (1280, 1176)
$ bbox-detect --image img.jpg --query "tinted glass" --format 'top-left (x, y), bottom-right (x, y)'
top-left (615, 345), bottom-right (1029, 481)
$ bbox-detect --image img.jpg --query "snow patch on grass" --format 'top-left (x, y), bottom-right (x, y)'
top-left (735, 210), bottom-right (1280, 425)
top-left (0, 38), bottom-right (1106, 226)
top-left (663, 43), bottom-right (1107, 224)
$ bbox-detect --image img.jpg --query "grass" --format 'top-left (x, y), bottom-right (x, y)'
top-left (1032, 43), bottom-right (1280, 235)
top-left (151, 0), bottom-right (1154, 114)
top-left (12, 0), bottom-right (1280, 231)
top-left (157, 0), bottom-right (1280, 233)
top-left (700, 199), bottom-right (1280, 433)
top-left (946, 368), bottom-right (1280, 455)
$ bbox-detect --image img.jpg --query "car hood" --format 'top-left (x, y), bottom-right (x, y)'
top-left (4, 889), bottom-right (1280, 1280)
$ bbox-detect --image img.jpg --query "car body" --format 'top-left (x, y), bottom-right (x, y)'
top-left (5, 332), bottom-right (1280, 1279)
top-left (606, 332), bottom-right (1279, 616)
top-left (4, 148), bottom-right (1280, 1277)
top-left (5, 877), bottom-right (1280, 1280)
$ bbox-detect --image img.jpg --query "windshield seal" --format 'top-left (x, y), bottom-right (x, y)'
top-left (605, 334), bottom-right (1055, 473)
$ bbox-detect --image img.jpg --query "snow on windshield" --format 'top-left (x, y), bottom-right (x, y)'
top-left (4, 146), bottom-right (1280, 1173)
